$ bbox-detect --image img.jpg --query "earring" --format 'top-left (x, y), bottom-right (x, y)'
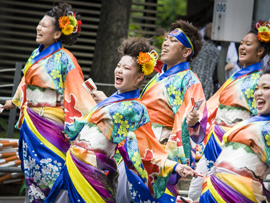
top-left (54, 39), bottom-right (58, 43)
top-left (183, 55), bottom-right (186, 57)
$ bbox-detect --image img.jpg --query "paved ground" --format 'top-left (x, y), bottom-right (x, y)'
top-left (0, 197), bottom-right (24, 203)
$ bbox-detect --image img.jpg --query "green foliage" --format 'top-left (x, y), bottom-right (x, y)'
top-left (128, 24), bottom-right (141, 37)
top-left (0, 117), bottom-right (20, 138)
top-left (0, 117), bottom-right (8, 131)
top-left (152, 35), bottom-right (165, 53)
top-left (157, 0), bottom-right (187, 29)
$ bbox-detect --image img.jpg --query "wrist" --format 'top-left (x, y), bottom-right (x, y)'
top-left (187, 121), bottom-right (199, 128)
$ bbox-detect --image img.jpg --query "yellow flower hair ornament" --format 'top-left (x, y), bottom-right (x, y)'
top-left (255, 21), bottom-right (270, 43)
top-left (58, 11), bottom-right (82, 36)
top-left (137, 50), bottom-right (159, 75)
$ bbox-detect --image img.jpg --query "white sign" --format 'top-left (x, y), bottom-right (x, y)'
top-left (216, 3), bottom-right (226, 13)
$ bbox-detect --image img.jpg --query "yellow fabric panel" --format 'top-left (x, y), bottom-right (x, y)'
top-left (12, 99), bottom-right (21, 108)
top-left (164, 188), bottom-right (173, 196)
top-left (213, 131), bottom-right (221, 146)
top-left (24, 107), bottom-right (65, 160)
top-left (31, 107), bottom-right (65, 124)
top-left (66, 150), bottom-right (105, 203)
top-left (207, 177), bottom-right (226, 203)
top-left (215, 173), bottom-right (257, 202)
top-left (70, 146), bottom-right (97, 168)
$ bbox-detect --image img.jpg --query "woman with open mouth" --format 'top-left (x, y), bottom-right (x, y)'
top-left (197, 63), bottom-right (270, 203)
top-left (188, 21), bottom-right (270, 201)
top-left (45, 37), bottom-right (198, 203)
top-left (2, 3), bottom-right (96, 202)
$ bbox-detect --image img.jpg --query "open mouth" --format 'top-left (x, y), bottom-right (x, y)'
top-left (36, 33), bottom-right (43, 38)
top-left (161, 48), bottom-right (169, 55)
top-left (115, 76), bottom-right (123, 84)
top-left (239, 52), bottom-right (246, 58)
top-left (257, 99), bottom-right (265, 109)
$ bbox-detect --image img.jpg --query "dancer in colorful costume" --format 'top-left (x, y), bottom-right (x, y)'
top-left (111, 20), bottom-right (207, 202)
top-left (138, 20), bottom-right (207, 198)
top-left (2, 3), bottom-right (95, 202)
top-left (188, 21), bottom-right (270, 201)
top-left (45, 37), bottom-right (198, 203)
top-left (140, 20), bottom-right (207, 169)
top-left (198, 63), bottom-right (270, 203)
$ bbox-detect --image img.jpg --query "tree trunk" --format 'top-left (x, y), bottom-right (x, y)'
top-left (90, 0), bottom-right (132, 96)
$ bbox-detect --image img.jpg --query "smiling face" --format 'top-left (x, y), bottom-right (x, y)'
top-left (36, 15), bottom-right (61, 49)
top-left (114, 55), bottom-right (144, 94)
top-left (255, 74), bottom-right (270, 115)
top-left (161, 35), bottom-right (189, 70)
top-left (238, 33), bottom-right (264, 68)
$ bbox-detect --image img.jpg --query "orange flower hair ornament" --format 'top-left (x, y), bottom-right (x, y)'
top-left (137, 50), bottom-right (159, 75)
top-left (255, 21), bottom-right (270, 43)
top-left (58, 11), bottom-right (82, 35)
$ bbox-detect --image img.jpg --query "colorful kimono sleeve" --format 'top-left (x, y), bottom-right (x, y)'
top-left (129, 122), bottom-right (177, 198)
top-left (63, 50), bottom-right (96, 140)
top-left (117, 118), bottom-right (177, 199)
top-left (12, 76), bottom-right (28, 128)
top-left (166, 81), bottom-right (207, 165)
top-left (92, 100), bottom-right (178, 199)
top-left (205, 85), bottom-right (223, 135)
top-left (12, 46), bottom-right (37, 107)
top-left (200, 116), bottom-right (270, 202)
top-left (12, 76), bottom-right (26, 108)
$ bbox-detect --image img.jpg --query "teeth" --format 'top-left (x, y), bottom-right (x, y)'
top-left (116, 76), bottom-right (123, 81)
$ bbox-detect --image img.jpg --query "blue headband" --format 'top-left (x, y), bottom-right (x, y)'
top-left (168, 28), bottom-right (194, 58)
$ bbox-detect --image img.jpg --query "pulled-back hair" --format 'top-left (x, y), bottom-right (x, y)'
top-left (118, 37), bottom-right (155, 73)
top-left (46, 3), bottom-right (81, 46)
top-left (262, 58), bottom-right (270, 74)
top-left (248, 25), bottom-right (270, 60)
top-left (169, 20), bottom-right (203, 61)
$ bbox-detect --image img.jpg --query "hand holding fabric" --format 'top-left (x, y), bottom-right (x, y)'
top-left (225, 62), bottom-right (235, 71)
top-left (175, 164), bottom-right (198, 178)
top-left (186, 111), bottom-right (200, 127)
top-left (2, 100), bottom-right (16, 110)
top-left (91, 90), bottom-right (107, 103)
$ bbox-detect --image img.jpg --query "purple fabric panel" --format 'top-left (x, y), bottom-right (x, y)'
top-left (167, 173), bottom-right (180, 185)
top-left (166, 183), bottom-right (177, 197)
top-left (260, 182), bottom-right (270, 201)
top-left (213, 125), bottom-right (226, 142)
top-left (211, 175), bottom-right (254, 203)
top-left (118, 145), bottom-right (134, 169)
top-left (95, 152), bottom-right (117, 169)
top-left (190, 104), bottom-right (208, 144)
top-left (27, 108), bottom-right (70, 153)
top-left (71, 152), bottom-right (117, 203)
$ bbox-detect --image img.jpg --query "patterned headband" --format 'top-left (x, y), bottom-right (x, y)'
top-left (168, 28), bottom-right (194, 58)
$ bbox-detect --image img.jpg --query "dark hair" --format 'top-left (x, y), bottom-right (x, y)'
top-left (118, 37), bottom-right (155, 73)
top-left (169, 20), bottom-right (203, 61)
top-left (248, 25), bottom-right (270, 59)
top-left (118, 37), bottom-right (156, 88)
top-left (46, 3), bottom-right (81, 46)
top-left (262, 57), bottom-right (270, 75)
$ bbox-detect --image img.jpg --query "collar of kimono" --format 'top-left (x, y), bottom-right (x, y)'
top-left (223, 113), bottom-right (270, 145)
top-left (87, 89), bottom-right (140, 121)
top-left (221, 62), bottom-right (261, 91)
top-left (160, 61), bottom-right (190, 80)
top-left (24, 41), bottom-right (62, 74)
top-left (140, 61), bottom-right (190, 97)
top-left (245, 113), bottom-right (270, 124)
top-left (168, 28), bottom-right (194, 58)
